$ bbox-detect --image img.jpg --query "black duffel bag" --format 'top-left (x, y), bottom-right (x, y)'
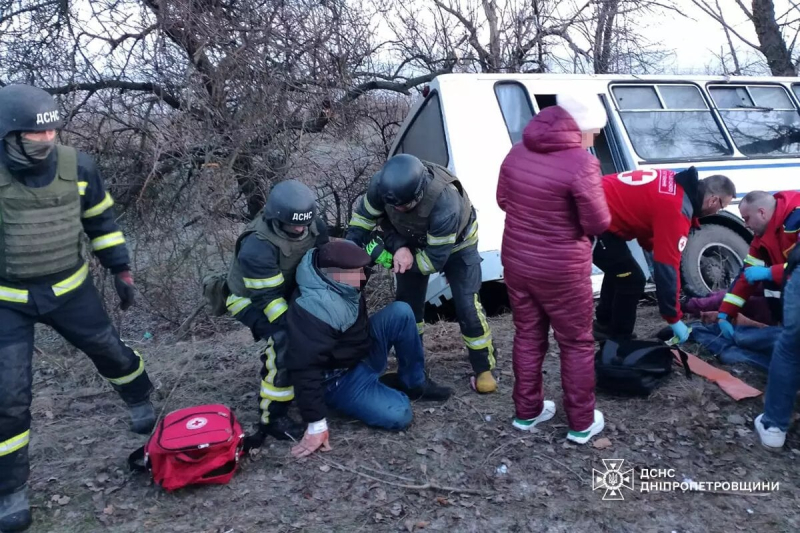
top-left (595, 339), bottom-right (691, 397)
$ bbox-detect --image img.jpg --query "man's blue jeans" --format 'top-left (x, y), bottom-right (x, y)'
top-left (763, 273), bottom-right (800, 431)
top-left (324, 302), bottom-right (425, 430)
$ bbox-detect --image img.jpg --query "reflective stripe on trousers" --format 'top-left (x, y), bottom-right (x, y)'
top-left (106, 350), bottom-right (146, 386)
top-left (0, 430), bottom-right (30, 457)
top-left (462, 294), bottom-right (496, 369)
top-left (259, 336), bottom-right (294, 424)
top-left (0, 263), bottom-right (90, 303)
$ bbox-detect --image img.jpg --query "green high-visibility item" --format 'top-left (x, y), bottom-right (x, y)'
top-left (365, 237), bottom-right (393, 269)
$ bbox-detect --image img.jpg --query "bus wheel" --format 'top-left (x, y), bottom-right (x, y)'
top-left (680, 224), bottom-right (749, 297)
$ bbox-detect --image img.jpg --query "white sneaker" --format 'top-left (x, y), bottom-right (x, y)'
top-left (567, 409), bottom-right (605, 444)
top-left (755, 414), bottom-right (786, 450)
top-left (512, 401), bottom-right (556, 431)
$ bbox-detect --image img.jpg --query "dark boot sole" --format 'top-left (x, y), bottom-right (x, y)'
top-left (0, 512), bottom-right (32, 533)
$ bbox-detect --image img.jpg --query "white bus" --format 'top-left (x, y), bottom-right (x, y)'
top-left (388, 73), bottom-right (800, 307)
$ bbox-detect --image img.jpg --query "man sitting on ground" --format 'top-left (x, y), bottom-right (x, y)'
top-left (285, 240), bottom-right (451, 458)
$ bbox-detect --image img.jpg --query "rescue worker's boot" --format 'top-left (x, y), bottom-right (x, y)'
top-left (593, 320), bottom-right (612, 342)
top-left (262, 416), bottom-right (304, 442)
top-left (0, 486), bottom-right (31, 533)
top-left (240, 417), bottom-right (303, 450)
top-left (128, 400), bottom-right (156, 435)
top-left (472, 371), bottom-right (497, 394)
top-left (595, 321), bottom-right (637, 342)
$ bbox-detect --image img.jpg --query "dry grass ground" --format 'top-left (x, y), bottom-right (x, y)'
top-left (22, 299), bottom-right (800, 533)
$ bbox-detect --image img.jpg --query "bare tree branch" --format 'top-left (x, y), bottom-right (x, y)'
top-left (689, 0), bottom-right (761, 50)
top-left (715, 0), bottom-right (742, 74)
top-left (432, 0), bottom-right (492, 71)
top-left (46, 81), bottom-right (183, 110)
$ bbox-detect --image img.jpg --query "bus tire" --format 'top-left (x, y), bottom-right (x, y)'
top-left (680, 224), bottom-right (749, 298)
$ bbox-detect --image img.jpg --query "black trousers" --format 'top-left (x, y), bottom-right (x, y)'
top-left (395, 246), bottom-right (496, 374)
top-left (235, 306), bottom-right (292, 426)
top-left (592, 232), bottom-right (647, 337)
top-left (0, 278), bottom-right (153, 495)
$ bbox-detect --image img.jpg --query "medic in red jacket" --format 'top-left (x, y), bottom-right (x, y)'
top-left (600, 168), bottom-right (735, 331)
top-left (718, 191), bottom-right (800, 335)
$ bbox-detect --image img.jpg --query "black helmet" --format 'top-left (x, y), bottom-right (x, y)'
top-left (0, 84), bottom-right (63, 138)
top-left (263, 179), bottom-right (317, 226)
top-left (377, 154), bottom-right (428, 206)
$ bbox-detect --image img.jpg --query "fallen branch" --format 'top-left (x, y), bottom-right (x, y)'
top-left (531, 453), bottom-right (583, 482)
top-left (312, 454), bottom-right (490, 495)
top-left (173, 302), bottom-right (207, 341)
top-left (357, 464), bottom-right (418, 483)
top-left (453, 394), bottom-right (486, 422)
top-left (482, 438), bottom-right (524, 467)
top-left (147, 333), bottom-right (197, 438)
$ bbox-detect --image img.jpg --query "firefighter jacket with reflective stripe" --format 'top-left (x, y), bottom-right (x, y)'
top-left (227, 215), bottom-right (327, 321)
top-left (720, 191), bottom-right (800, 319)
top-left (346, 161), bottom-right (476, 276)
top-left (603, 169), bottom-right (702, 324)
top-left (0, 145), bottom-right (130, 283)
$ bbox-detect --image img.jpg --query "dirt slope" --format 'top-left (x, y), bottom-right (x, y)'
top-left (24, 303), bottom-right (800, 533)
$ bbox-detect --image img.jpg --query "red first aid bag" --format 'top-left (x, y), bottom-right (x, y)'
top-left (128, 404), bottom-right (245, 491)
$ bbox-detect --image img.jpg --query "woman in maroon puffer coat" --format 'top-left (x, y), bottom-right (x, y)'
top-left (497, 94), bottom-right (611, 444)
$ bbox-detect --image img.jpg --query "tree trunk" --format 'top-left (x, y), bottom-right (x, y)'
top-left (593, 0), bottom-right (619, 74)
top-left (482, 0), bottom-right (501, 72)
top-left (751, 0), bottom-right (796, 76)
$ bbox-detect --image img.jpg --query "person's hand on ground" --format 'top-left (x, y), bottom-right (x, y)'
top-left (291, 421), bottom-right (332, 458)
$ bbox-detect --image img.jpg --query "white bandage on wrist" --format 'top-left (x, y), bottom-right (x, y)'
top-left (308, 419), bottom-right (328, 435)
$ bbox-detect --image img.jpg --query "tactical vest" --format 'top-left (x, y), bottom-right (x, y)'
top-left (0, 145), bottom-right (83, 280)
top-left (385, 163), bottom-right (473, 248)
top-left (227, 214), bottom-right (319, 298)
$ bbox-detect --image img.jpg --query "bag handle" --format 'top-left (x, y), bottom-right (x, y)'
top-left (620, 345), bottom-right (667, 369)
top-left (672, 345), bottom-right (692, 379)
top-left (601, 340), bottom-right (620, 366)
top-left (128, 446), bottom-right (147, 472)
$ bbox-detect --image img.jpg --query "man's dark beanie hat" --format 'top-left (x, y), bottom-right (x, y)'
top-left (317, 240), bottom-right (371, 269)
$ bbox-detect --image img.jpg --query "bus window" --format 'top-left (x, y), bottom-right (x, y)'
top-left (611, 84), bottom-right (731, 161)
top-left (793, 84), bottom-right (800, 103)
top-left (494, 82), bottom-right (533, 145)
top-left (709, 84), bottom-right (800, 157)
top-left (394, 92), bottom-right (449, 166)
